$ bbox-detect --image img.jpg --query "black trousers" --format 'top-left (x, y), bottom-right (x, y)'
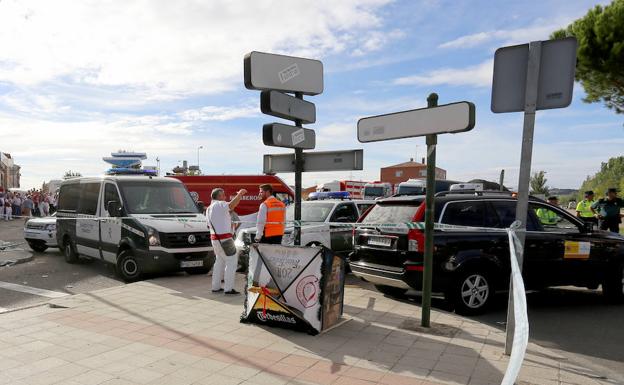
top-left (260, 235), bottom-right (282, 244)
top-left (599, 218), bottom-right (621, 233)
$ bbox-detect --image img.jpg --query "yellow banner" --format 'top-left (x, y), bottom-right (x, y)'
top-left (564, 241), bottom-right (591, 259)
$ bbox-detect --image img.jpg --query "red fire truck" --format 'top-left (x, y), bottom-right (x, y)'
top-left (170, 175), bottom-right (294, 216)
top-left (316, 180), bottom-right (367, 199)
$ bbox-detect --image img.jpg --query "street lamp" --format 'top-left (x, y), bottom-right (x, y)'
top-left (197, 146), bottom-right (203, 174)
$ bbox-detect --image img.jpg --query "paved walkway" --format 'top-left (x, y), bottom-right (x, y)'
top-left (0, 275), bottom-right (615, 385)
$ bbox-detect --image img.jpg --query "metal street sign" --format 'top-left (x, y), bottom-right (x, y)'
top-left (357, 102), bottom-right (475, 143)
top-left (263, 123), bottom-right (316, 150)
top-left (244, 51), bottom-right (324, 95)
top-left (491, 37), bottom-right (577, 113)
top-left (263, 150), bottom-right (363, 174)
top-left (261, 90), bottom-right (316, 124)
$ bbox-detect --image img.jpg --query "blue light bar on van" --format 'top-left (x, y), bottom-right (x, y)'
top-left (105, 168), bottom-right (158, 176)
top-left (307, 191), bottom-right (351, 200)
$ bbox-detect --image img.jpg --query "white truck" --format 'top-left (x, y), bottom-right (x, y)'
top-left (363, 182), bottom-right (393, 200)
top-left (316, 180), bottom-right (367, 200)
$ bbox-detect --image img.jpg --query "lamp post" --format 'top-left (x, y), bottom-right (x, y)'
top-left (197, 146), bottom-right (203, 175)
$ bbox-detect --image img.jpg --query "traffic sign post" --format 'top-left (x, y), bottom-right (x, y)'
top-left (247, 51), bottom-right (362, 246)
top-left (491, 37), bottom-right (577, 355)
top-left (358, 94), bottom-right (475, 328)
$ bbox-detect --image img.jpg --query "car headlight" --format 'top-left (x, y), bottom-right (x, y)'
top-left (147, 227), bottom-right (161, 247)
top-left (45, 224), bottom-right (56, 231)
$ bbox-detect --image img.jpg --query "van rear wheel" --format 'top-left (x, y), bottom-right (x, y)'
top-left (116, 250), bottom-right (142, 282)
top-left (63, 238), bottom-right (79, 264)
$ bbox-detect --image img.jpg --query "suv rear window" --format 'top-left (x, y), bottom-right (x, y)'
top-left (440, 201), bottom-right (497, 228)
top-left (361, 203), bottom-right (420, 224)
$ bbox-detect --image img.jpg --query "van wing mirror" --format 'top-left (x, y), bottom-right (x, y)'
top-left (107, 201), bottom-right (122, 217)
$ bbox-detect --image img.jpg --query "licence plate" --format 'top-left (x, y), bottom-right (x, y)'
top-left (368, 236), bottom-right (392, 247)
top-left (181, 260), bottom-right (203, 268)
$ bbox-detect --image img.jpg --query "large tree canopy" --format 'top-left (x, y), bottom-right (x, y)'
top-left (578, 156), bottom-right (624, 199)
top-left (552, 0), bottom-right (624, 113)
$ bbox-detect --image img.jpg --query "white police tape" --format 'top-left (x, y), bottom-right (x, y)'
top-left (502, 221), bottom-right (529, 385)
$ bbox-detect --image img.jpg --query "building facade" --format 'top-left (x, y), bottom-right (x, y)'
top-left (380, 158), bottom-right (446, 186)
top-left (0, 152), bottom-right (20, 192)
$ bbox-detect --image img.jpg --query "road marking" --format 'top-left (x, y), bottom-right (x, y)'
top-left (0, 281), bottom-right (69, 299)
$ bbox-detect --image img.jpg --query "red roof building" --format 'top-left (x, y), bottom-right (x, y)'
top-left (380, 158), bottom-right (446, 186)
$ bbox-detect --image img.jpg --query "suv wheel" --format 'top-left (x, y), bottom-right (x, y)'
top-left (374, 284), bottom-right (408, 297)
top-left (63, 238), bottom-right (79, 264)
top-left (449, 269), bottom-right (493, 315)
top-left (28, 241), bottom-right (48, 253)
top-left (603, 263), bottom-right (624, 303)
top-left (116, 250), bottom-right (142, 282)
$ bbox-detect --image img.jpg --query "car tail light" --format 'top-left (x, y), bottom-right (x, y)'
top-left (408, 229), bottom-right (424, 252)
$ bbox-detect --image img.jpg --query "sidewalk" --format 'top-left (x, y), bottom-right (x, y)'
top-left (0, 219), bottom-right (33, 267)
top-left (0, 274), bottom-right (614, 385)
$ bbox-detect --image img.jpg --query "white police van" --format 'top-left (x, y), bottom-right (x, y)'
top-left (55, 175), bottom-right (214, 281)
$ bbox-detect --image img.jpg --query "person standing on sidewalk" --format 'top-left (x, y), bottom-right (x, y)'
top-left (4, 194), bottom-right (13, 220)
top-left (576, 190), bottom-right (597, 226)
top-left (207, 187), bottom-right (246, 295)
top-left (22, 195), bottom-right (33, 220)
top-left (255, 184), bottom-right (286, 244)
top-left (592, 188), bottom-right (624, 233)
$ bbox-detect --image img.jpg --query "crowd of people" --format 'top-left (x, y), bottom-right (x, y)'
top-left (0, 190), bottom-right (57, 221)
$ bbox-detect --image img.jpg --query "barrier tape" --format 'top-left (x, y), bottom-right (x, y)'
top-left (502, 221), bottom-right (529, 385)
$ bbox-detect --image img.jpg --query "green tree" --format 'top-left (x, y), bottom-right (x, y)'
top-left (530, 170), bottom-right (549, 195)
top-left (578, 156), bottom-right (624, 199)
top-left (551, 0), bottom-right (624, 113)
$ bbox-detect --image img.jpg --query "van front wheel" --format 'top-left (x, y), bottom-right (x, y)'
top-left (116, 250), bottom-right (142, 282)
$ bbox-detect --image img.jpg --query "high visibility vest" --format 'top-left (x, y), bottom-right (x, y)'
top-left (536, 208), bottom-right (558, 225)
top-left (264, 196), bottom-right (286, 237)
top-left (576, 199), bottom-right (595, 218)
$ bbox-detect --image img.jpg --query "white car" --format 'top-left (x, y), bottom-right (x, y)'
top-left (235, 199), bottom-right (376, 270)
top-left (23, 214), bottom-right (57, 252)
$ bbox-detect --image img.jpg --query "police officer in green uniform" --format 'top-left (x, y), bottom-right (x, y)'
top-left (576, 190), bottom-right (597, 226)
top-left (536, 196), bottom-right (559, 225)
top-left (591, 188), bottom-right (624, 233)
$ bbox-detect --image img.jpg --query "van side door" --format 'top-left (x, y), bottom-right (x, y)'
top-left (75, 182), bottom-right (102, 259)
top-left (99, 183), bottom-right (123, 263)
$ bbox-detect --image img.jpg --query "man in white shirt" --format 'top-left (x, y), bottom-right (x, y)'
top-left (207, 187), bottom-right (246, 294)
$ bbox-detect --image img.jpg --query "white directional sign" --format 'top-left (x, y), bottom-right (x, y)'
top-left (263, 123), bottom-right (316, 149)
top-left (261, 90), bottom-right (316, 124)
top-left (357, 102), bottom-right (475, 143)
top-left (264, 150), bottom-right (363, 174)
top-left (491, 37), bottom-right (577, 113)
top-left (244, 51), bottom-right (324, 95)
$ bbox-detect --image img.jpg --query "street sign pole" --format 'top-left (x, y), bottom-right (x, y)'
top-left (421, 93), bottom-right (438, 328)
top-left (294, 92), bottom-right (304, 246)
top-left (504, 41), bottom-right (542, 355)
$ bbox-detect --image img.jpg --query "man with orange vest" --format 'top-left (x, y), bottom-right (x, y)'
top-left (255, 184), bottom-right (286, 244)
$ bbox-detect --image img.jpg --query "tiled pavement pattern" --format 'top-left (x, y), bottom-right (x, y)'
top-left (0, 275), bottom-right (615, 385)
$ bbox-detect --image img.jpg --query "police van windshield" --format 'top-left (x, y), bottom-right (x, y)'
top-left (118, 181), bottom-right (199, 214)
top-left (286, 202), bottom-right (334, 223)
top-left (397, 186), bottom-right (425, 195)
top-left (364, 187), bottom-right (384, 197)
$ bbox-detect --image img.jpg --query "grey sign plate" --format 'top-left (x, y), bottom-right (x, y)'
top-left (263, 123), bottom-right (316, 150)
top-left (263, 150), bottom-right (364, 174)
top-left (261, 90), bottom-right (316, 124)
top-left (357, 102), bottom-right (475, 143)
top-left (244, 51), bottom-right (323, 95)
top-left (491, 37), bottom-right (577, 113)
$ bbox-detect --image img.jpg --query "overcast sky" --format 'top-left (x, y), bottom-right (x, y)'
top-left (0, 0), bottom-right (621, 190)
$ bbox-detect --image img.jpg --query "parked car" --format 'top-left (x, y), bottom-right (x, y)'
top-left (56, 175), bottom-right (215, 282)
top-left (235, 199), bottom-right (376, 270)
top-left (23, 213), bottom-right (57, 252)
top-left (350, 191), bottom-right (624, 315)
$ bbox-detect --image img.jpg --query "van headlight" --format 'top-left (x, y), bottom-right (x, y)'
top-left (147, 227), bottom-right (161, 247)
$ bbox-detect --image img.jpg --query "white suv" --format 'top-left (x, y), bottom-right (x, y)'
top-left (23, 214), bottom-right (58, 252)
top-left (235, 199), bottom-right (375, 269)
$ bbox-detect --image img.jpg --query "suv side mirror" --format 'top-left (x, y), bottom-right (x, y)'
top-left (107, 201), bottom-right (122, 217)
